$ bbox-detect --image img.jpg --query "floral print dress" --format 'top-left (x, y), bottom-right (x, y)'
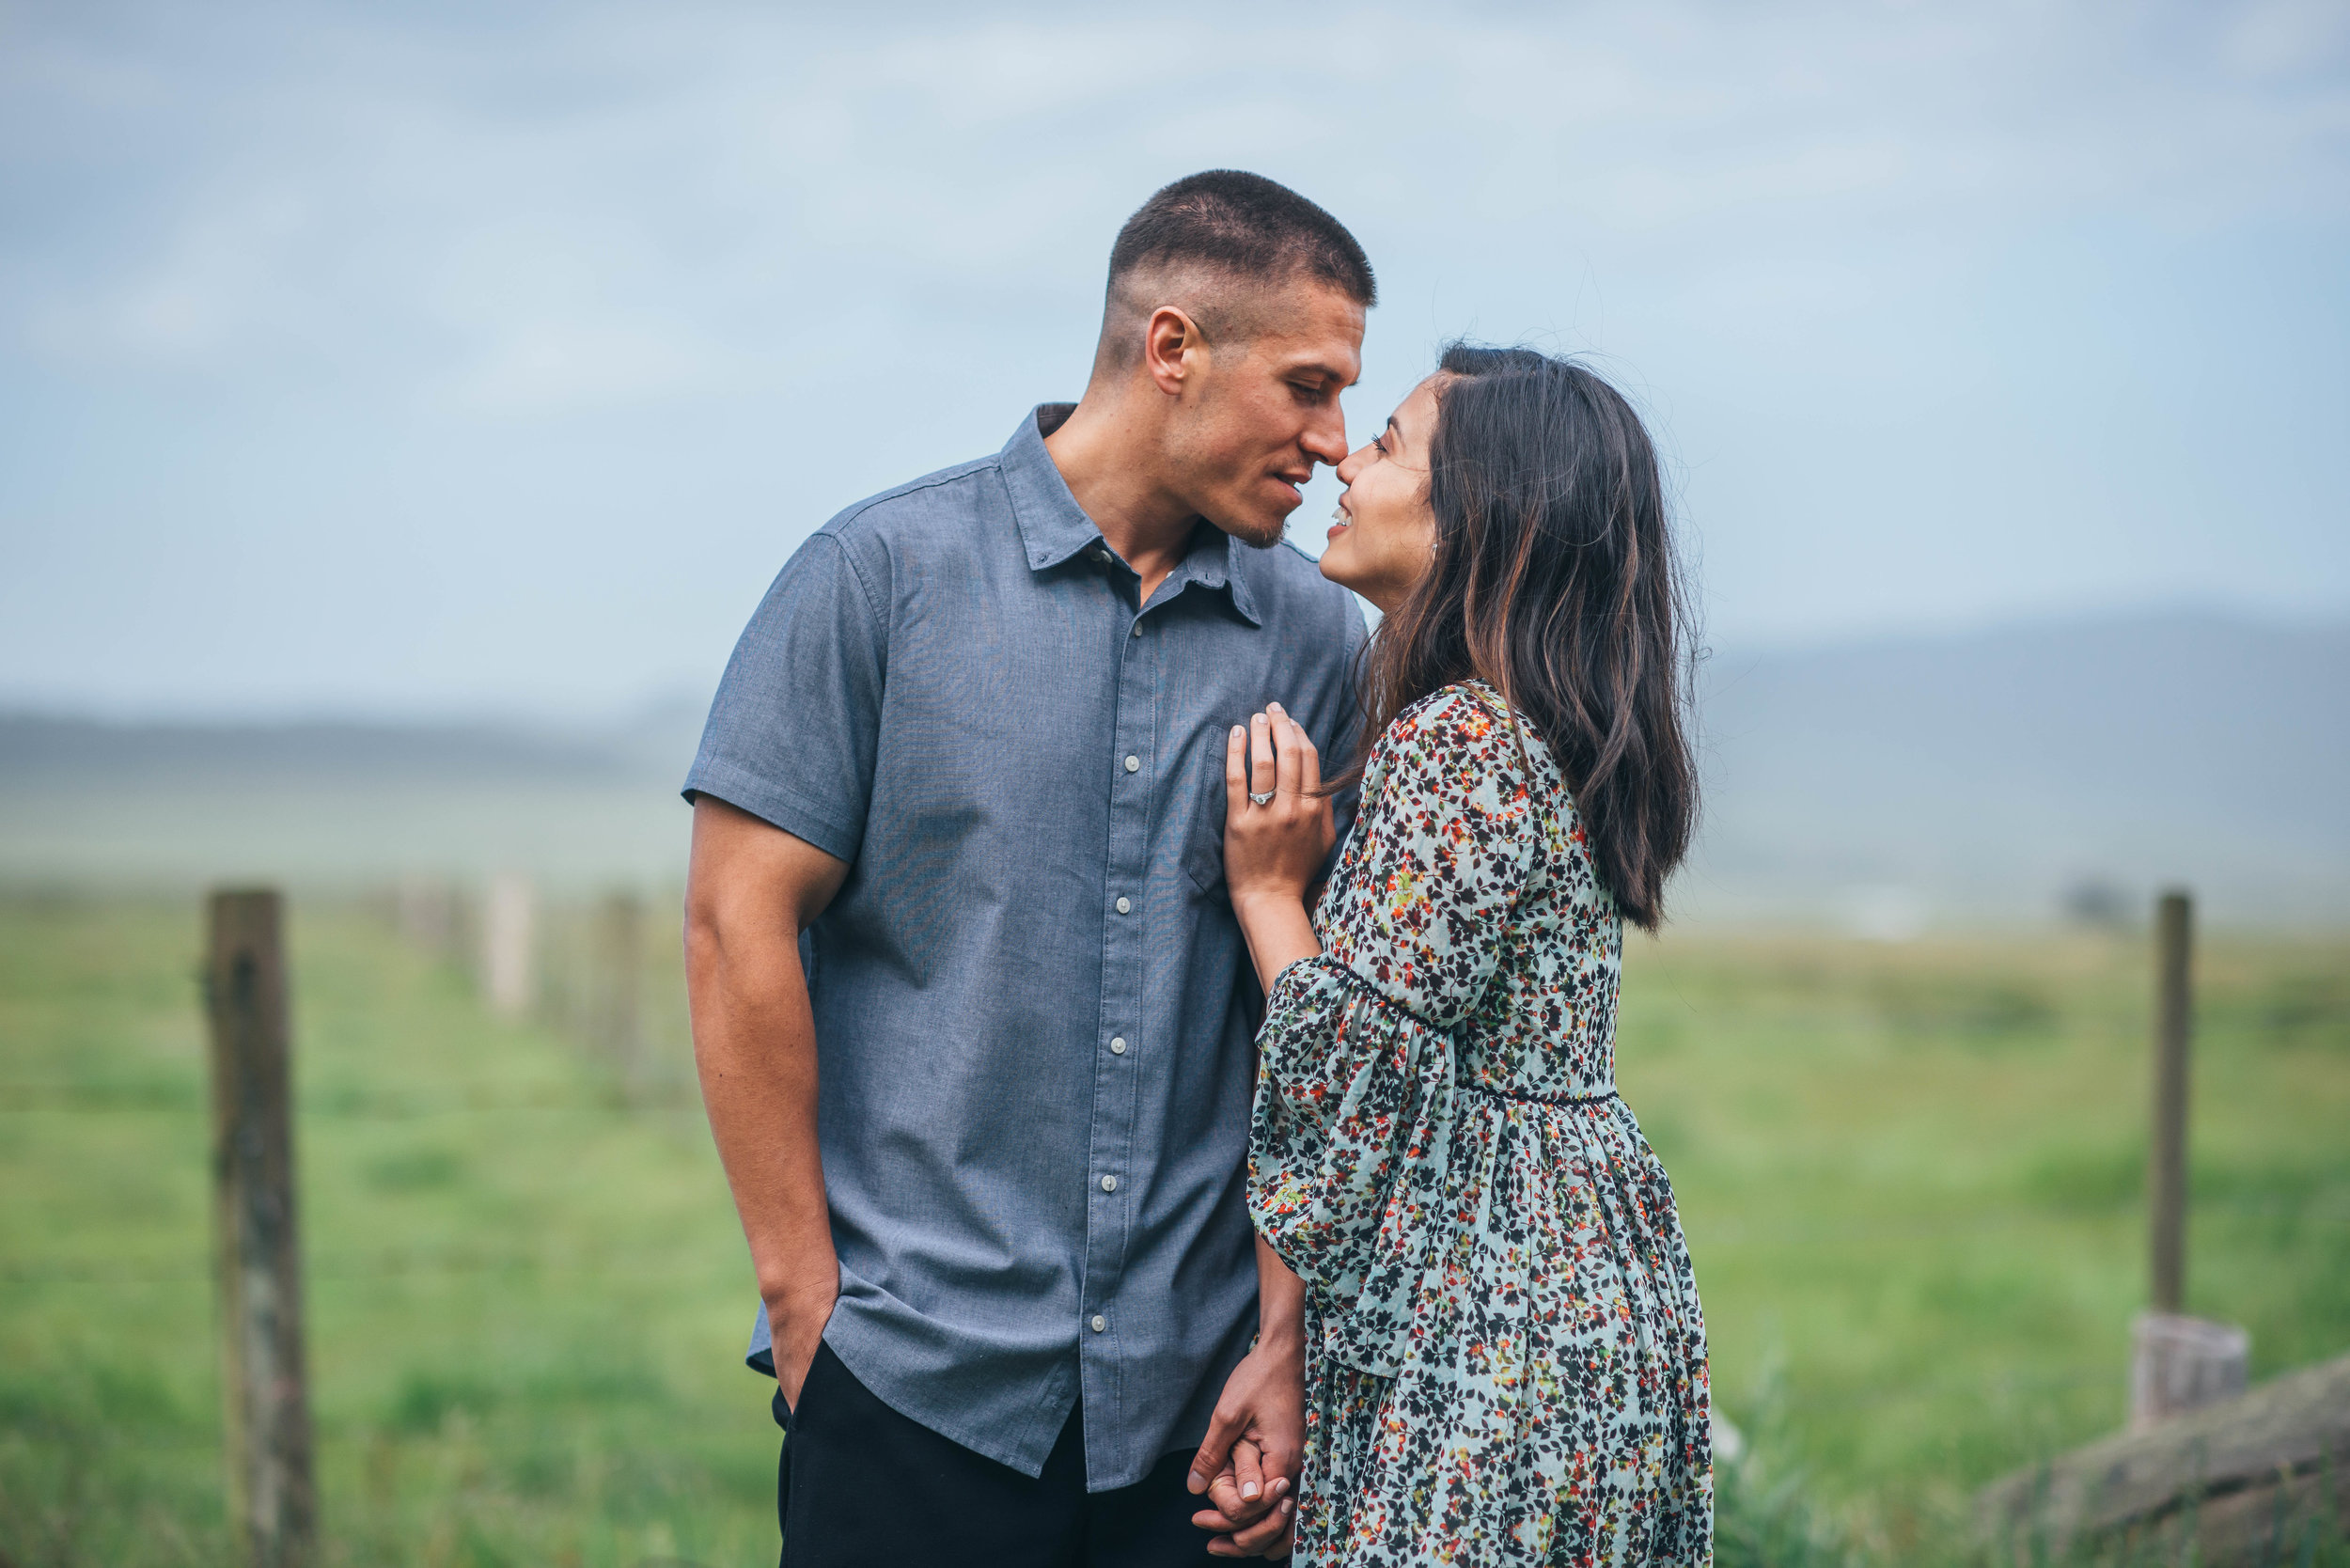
top-left (1249, 682), bottom-right (1712, 1566)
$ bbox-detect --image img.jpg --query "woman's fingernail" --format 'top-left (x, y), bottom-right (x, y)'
top-left (1268, 701), bottom-right (1284, 713)
top-left (1242, 1481), bottom-right (1260, 1500)
top-left (1283, 1497), bottom-right (1295, 1515)
top-left (1231, 726), bottom-right (1245, 739)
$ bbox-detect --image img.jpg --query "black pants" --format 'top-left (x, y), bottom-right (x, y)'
top-left (774, 1343), bottom-right (1221, 1568)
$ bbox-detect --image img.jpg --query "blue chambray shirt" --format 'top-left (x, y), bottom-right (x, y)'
top-left (684, 404), bottom-right (1367, 1491)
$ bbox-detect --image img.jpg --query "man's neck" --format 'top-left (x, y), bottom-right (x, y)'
top-left (1042, 393), bottom-right (1203, 606)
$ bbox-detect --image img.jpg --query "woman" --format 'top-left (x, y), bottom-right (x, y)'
top-left (1222, 346), bottom-right (1711, 1564)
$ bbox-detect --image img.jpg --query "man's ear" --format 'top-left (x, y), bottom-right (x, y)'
top-left (1143, 306), bottom-right (1204, 398)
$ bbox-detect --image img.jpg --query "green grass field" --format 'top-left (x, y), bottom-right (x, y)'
top-left (2, 893), bottom-right (2345, 1565)
top-left (1616, 931), bottom-right (2350, 1560)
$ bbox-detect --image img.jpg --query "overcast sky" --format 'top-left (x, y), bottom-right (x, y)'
top-left (3, 0), bottom-right (2345, 719)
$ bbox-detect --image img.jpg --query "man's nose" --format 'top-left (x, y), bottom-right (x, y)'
top-left (1302, 404), bottom-right (1350, 469)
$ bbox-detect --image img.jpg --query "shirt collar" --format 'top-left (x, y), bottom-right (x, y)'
top-left (1001, 404), bottom-right (1101, 572)
top-left (1171, 519), bottom-right (1264, 627)
top-left (999, 403), bottom-right (1264, 628)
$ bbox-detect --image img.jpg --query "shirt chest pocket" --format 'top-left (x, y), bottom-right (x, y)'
top-left (1177, 744), bottom-right (1231, 906)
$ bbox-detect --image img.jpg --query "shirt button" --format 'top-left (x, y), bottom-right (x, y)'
top-left (1090, 1314), bottom-right (1107, 1333)
top-left (1131, 622), bottom-right (1143, 637)
top-left (1109, 1037), bottom-right (1127, 1055)
top-left (1115, 896), bottom-right (1131, 915)
top-left (1123, 755), bottom-right (1139, 773)
top-left (1100, 1174), bottom-right (1118, 1193)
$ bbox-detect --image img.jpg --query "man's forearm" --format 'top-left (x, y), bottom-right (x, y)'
top-left (682, 800), bottom-right (849, 1395)
top-left (688, 919), bottom-right (836, 1324)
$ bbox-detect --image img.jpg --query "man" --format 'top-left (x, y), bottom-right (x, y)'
top-left (683, 170), bottom-right (1373, 1566)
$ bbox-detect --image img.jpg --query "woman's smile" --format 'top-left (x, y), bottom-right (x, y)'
top-left (1316, 376), bottom-right (1443, 614)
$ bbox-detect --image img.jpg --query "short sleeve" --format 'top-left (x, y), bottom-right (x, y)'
top-left (682, 531), bottom-right (885, 864)
top-left (1314, 685), bottom-right (1540, 1027)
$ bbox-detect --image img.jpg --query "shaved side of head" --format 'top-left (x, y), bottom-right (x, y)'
top-left (1089, 171), bottom-right (1375, 380)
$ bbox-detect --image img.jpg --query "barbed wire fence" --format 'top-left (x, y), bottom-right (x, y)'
top-left (0, 881), bottom-right (732, 1568)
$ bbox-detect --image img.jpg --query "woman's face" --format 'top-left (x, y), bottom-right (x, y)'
top-left (1320, 376), bottom-right (1442, 614)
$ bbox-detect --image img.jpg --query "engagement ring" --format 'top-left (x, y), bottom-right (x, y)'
top-left (1248, 790), bottom-right (1277, 807)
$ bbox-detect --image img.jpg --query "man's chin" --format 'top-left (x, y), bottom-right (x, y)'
top-left (1209, 510), bottom-right (1289, 551)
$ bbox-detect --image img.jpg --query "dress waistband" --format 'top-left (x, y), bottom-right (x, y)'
top-left (1458, 1081), bottom-right (1619, 1107)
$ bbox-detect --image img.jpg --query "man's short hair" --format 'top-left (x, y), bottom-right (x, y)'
top-left (1110, 170), bottom-right (1377, 307)
top-left (1097, 171), bottom-right (1375, 362)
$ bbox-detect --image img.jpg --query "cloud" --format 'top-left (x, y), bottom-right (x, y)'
top-left (0, 0), bottom-right (2343, 712)
top-left (2222, 0), bottom-right (2350, 79)
top-left (442, 318), bottom-right (728, 415)
top-left (23, 185), bottom-right (318, 365)
top-left (9, 1), bottom-right (2345, 401)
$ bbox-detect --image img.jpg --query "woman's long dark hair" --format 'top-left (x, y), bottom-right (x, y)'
top-left (1349, 344), bottom-right (1698, 931)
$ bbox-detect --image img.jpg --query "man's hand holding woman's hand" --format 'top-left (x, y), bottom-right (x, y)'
top-left (1187, 1332), bottom-right (1307, 1558)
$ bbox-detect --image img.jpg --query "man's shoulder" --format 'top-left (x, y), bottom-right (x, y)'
top-left (815, 454), bottom-right (1005, 547)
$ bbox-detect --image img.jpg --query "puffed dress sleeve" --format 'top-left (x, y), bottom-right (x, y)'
top-left (1247, 685), bottom-right (1538, 1376)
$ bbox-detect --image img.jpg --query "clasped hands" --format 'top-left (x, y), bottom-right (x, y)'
top-left (1186, 1335), bottom-right (1305, 1559)
top-left (771, 1276), bottom-right (1303, 1558)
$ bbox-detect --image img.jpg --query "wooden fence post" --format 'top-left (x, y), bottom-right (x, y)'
top-left (204, 889), bottom-right (317, 1568)
top-left (2130, 886), bottom-right (2248, 1430)
top-left (481, 870), bottom-right (536, 1020)
top-left (2149, 888), bottom-right (2191, 1314)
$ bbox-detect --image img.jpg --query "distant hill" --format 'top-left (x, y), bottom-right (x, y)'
top-left (1683, 609), bottom-right (2350, 927)
top-left (0, 706), bottom-right (705, 890)
top-left (2, 609), bottom-right (2342, 924)
top-left (0, 713), bottom-right (639, 786)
